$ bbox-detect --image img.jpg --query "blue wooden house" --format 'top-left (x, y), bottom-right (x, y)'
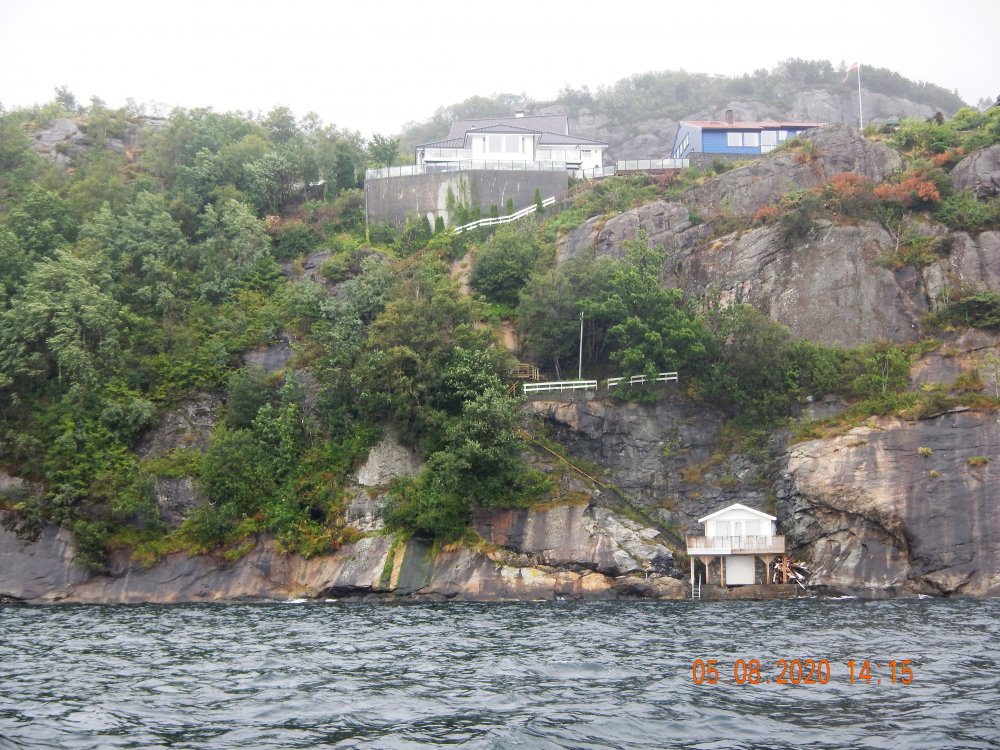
top-left (671, 111), bottom-right (823, 159)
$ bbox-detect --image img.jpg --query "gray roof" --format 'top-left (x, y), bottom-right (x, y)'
top-left (445, 114), bottom-right (568, 140)
top-left (538, 132), bottom-right (608, 146)
top-left (415, 114), bottom-right (607, 151)
top-left (467, 123), bottom-right (543, 135)
top-left (419, 137), bottom-right (465, 148)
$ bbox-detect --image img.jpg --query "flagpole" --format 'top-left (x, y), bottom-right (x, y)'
top-left (857, 63), bottom-right (864, 130)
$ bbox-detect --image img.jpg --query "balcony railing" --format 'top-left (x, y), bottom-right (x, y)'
top-left (366, 160), bottom-right (569, 180)
top-left (686, 535), bottom-right (786, 555)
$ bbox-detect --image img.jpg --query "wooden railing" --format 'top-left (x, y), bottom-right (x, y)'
top-left (686, 535), bottom-right (786, 555)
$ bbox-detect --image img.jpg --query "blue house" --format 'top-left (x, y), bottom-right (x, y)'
top-left (671, 111), bottom-right (823, 159)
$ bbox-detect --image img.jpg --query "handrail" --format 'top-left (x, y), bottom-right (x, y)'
top-left (453, 196), bottom-right (555, 235)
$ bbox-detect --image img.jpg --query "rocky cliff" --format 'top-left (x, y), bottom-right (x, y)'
top-left (0, 428), bottom-right (686, 603)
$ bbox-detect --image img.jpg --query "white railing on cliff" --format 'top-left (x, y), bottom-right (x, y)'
top-left (523, 372), bottom-right (679, 396)
top-left (452, 196), bottom-right (556, 235)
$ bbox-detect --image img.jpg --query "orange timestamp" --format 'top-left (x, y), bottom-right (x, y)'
top-left (691, 658), bottom-right (915, 686)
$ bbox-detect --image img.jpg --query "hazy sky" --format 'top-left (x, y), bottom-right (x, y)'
top-left (2, 0), bottom-right (998, 138)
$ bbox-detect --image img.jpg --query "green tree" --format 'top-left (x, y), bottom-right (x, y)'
top-left (586, 231), bottom-right (708, 379)
top-left (470, 222), bottom-right (551, 306)
top-left (368, 134), bottom-right (400, 167)
top-left (0, 250), bottom-right (124, 390)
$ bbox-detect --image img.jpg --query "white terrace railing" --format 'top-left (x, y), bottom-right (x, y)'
top-left (686, 535), bottom-right (787, 555)
top-left (453, 196), bottom-right (556, 235)
top-left (365, 160), bottom-right (569, 180)
top-left (366, 159), bottom-right (689, 181)
top-left (607, 372), bottom-right (678, 388)
top-left (523, 372), bottom-right (679, 396)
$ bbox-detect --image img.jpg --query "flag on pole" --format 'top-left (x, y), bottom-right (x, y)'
top-left (842, 63), bottom-right (859, 84)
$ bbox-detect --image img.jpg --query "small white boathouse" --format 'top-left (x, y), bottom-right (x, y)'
top-left (686, 503), bottom-right (786, 587)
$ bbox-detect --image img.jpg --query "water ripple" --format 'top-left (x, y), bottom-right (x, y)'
top-left (1, 599), bottom-right (998, 748)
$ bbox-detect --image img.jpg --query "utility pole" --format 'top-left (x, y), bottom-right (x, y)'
top-left (578, 311), bottom-right (584, 380)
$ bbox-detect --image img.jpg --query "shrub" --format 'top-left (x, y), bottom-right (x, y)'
top-left (935, 191), bottom-right (1000, 232)
top-left (918, 446), bottom-right (933, 457)
top-left (752, 205), bottom-right (780, 225)
top-left (874, 169), bottom-right (942, 208)
top-left (967, 455), bottom-right (990, 467)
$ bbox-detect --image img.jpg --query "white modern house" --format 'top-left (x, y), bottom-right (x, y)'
top-left (686, 503), bottom-right (786, 587)
top-left (414, 113), bottom-right (608, 175)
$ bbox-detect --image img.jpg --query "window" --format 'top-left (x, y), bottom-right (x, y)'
top-left (726, 132), bottom-right (742, 148)
top-left (716, 521), bottom-right (730, 537)
top-left (777, 130), bottom-right (789, 141)
top-left (504, 135), bottom-right (521, 153)
top-left (744, 132), bottom-right (760, 147)
top-left (761, 130), bottom-right (777, 147)
top-left (488, 135), bottom-right (502, 152)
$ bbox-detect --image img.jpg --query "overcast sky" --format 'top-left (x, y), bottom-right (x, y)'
top-left (1, 0), bottom-right (997, 138)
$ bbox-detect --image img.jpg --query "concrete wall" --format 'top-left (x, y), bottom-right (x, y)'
top-left (365, 169), bottom-right (569, 228)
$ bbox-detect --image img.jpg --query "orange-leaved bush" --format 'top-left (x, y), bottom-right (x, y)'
top-left (874, 169), bottom-right (941, 208)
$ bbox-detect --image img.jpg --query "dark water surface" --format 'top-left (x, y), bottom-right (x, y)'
top-left (1, 599), bottom-right (998, 749)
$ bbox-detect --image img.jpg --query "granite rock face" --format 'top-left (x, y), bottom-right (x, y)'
top-left (951, 145), bottom-right (1000, 198)
top-left (673, 221), bottom-right (929, 347)
top-left (780, 412), bottom-right (1000, 596)
top-left (0, 499), bottom-right (687, 603)
top-left (471, 502), bottom-right (673, 576)
top-left (682, 124), bottom-right (900, 218)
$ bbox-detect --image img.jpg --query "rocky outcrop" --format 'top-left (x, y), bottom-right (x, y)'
top-left (241, 333), bottom-right (295, 373)
top-left (951, 145), bottom-right (1000, 198)
top-left (780, 412), bottom-right (1000, 597)
top-left (523, 395), bottom-right (743, 528)
top-left (136, 393), bottom-right (220, 526)
top-left (0, 496), bottom-right (688, 602)
top-left (472, 502), bottom-right (673, 576)
top-left (682, 124), bottom-right (900, 218)
top-left (32, 117), bottom-right (165, 166)
top-left (675, 220), bottom-right (929, 347)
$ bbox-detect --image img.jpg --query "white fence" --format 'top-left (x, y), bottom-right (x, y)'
top-left (523, 380), bottom-right (598, 395)
top-left (524, 372), bottom-right (678, 396)
top-left (453, 196), bottom-right (556, 235)
top-left (607, 372), bottom-right (678, 388)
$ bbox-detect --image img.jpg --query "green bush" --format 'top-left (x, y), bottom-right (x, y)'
top-left (470, 222), bottom-right (551, 306)
top-left (935, 191), bottom-right (1000, 232)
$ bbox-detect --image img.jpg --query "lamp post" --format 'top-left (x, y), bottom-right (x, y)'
top-left (578, 311), bottom-right (584, 380)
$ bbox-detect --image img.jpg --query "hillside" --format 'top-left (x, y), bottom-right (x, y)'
top-left (2, 91), bottom-right (1000, 602)
top-left (398, 59), bottom-right (969, 161)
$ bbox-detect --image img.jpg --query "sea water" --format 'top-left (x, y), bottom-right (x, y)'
top-left (1, 598), bottom-right (997, 749)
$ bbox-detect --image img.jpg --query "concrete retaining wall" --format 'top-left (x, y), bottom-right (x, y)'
top-left (365, 170), bottom-right (568, 228)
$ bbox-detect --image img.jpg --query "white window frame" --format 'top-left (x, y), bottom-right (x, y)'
top-left (744, 132), bottom-right (760, 147)
top-left (726, 132), bottom-right (742, 148)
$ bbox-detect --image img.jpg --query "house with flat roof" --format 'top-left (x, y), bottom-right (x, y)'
top-left (686, 503), bottom-right (786, 588)
top-left (671, 111), bottom-right (823, 159)
top-left (415, 112), bottom-right (608, 175)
